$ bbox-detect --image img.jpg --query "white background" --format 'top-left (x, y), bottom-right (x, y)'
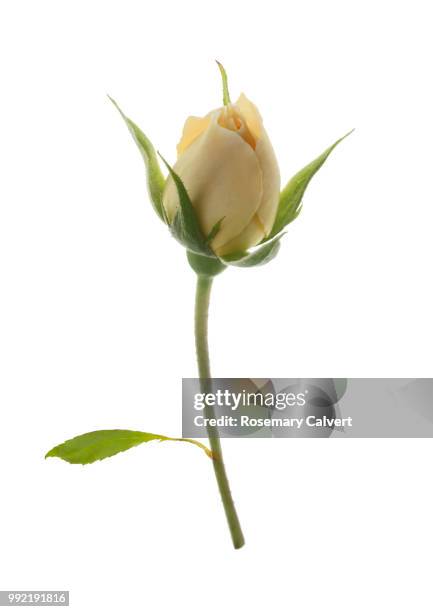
top-left (1, 0), bottom-right (433, 610)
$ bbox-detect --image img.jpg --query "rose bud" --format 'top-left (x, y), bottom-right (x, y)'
top-left (162, 94), bottom-right (280, 257)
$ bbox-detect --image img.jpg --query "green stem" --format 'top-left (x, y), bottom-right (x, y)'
top-left (194, 274), bottom-right (245, 549)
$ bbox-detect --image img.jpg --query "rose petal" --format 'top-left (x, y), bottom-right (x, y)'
top-left (217, 214), bottom-right (266, 256)
top-left (164, 112), bottom-right (263, 253)
top-left (177, 114), bottom-right (213, 155)
top-left (236, 94), bottom-right (280, 235)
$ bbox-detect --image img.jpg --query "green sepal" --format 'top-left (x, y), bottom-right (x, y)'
top-left (216, 60), bottom-right (231, 106)
top-left (222, 233), bottom-right (284, 267)
top-left (45, 429), bottom-right (212, 464)
top-left (267, 130), bottom-right (354, 240)
top-left (187, 251), bottom-right (227, 277)
top-left (206, 217), bottom-right (225, 244)
top-left (109, 96), bottom-right (167, 223)
top-left (159, 155), bottom-right (215, 257)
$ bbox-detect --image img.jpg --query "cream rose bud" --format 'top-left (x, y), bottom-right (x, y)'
top-left (162, 94), bottom-right (280, 257)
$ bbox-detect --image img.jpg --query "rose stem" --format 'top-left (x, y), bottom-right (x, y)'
top-left (194, 274), bottom-right (245, 549)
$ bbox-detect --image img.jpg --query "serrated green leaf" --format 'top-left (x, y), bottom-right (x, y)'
top-left (159, 155), bottom-right (214, 257)
top-left (45, 429), bottom-right (212, 464)
top-left (216, 60), bottom-right (231, 106)
top-left (267, 130), bottom-right (354, 240)
top-left (222, 233), bottom-right (284, 267)
top-left (109, 96), bottom-right (167, 223)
